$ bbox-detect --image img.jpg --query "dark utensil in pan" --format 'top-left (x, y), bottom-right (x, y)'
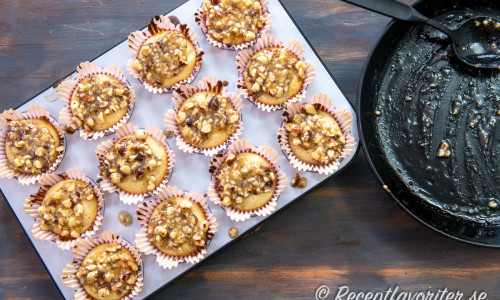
top-left (358, 0), bottom-right (500, 246)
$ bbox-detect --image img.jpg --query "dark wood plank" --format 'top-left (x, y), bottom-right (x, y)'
top-left (2, 0), bottom-right (500, 299)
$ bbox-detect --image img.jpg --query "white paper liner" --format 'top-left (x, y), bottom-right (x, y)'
top-left (57, 61), bottom-right (136, 140)
top-left (164, 76), bottom-right (243, 156)
top-left (236, 33), bottom-right (315, 111)
top-left (277, 93), bottom-right (356, 174)
top-left (23, 168), bottom-right (105, 250)
top-left (194, 0), bottom-right (272, 50)
top-left (207, 139), bottom-right (287, 221)
top-left (61, 231), bottom-right (144, 300)
top-left (134, 185), bottom-right (218, 269)
top-left (96, 123), bottom-right (175, 205)
top-left (126, 15), bottom-right (204, 94)
top-left (0, 105), bottom-right (66, 185)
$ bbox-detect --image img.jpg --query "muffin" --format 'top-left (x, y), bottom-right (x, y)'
top-left (58, 62), bottom-right (135, 140)
top-left (24, 169), bottom-right (104, 250)
top-left (278, 94), bottom-right (356, 174)
top-left (135, 186), bottom-right (217, 269)
top-left (194, 0), bottom-right (271, 49)
top-left (127, 15), bottom-right (204, 93)
top-left (236, 33), bottom-right (315, 111)
top-left (165, 76), bottom-right (243, 156)
top-left (96, 124), bottom-right (175, 204)
top-left (0, 105), bottom-right (65, 185)
top-left (208, 139), bottom-right (286, 221)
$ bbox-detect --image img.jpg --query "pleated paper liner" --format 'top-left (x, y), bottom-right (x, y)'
top-left (194, 0), bottom-right (272, 50)
top-left (61, 231), bottom-right (143, 300)
top-left (134, 185), bottom-right (218, 269)
top-left (96, 123), bottom-right (175, 205)
top-left (277, 93), bottom-right (356, 175)
top-left (57, 61), bottom-right (136, 140)
top-left (127, 15), bottom-right (204, 94)
top-left (0, 105), bottom-right (66, 185)
top-left (235, 33), bottom-right (315, 112)
top-left (207, 139), bottom-right (287, 222)
top-left (164, 76), bottom-right (243, 156)
top-left (23, 168), bottom-right (104, 251)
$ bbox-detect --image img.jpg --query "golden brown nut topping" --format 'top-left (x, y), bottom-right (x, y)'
top-left (285, 104), bottom-right (345, 164)
top-left (246, 48), bottom-right (307, 98)
top-left (76, 243), bottom-right (139, 300)
top-left (203, 0), bottom-right (265, 45)
top-left (214, 152), bottom-right (276, 207)
top-left (38, 180), bottom-right (97, 239)
top-left (147, 197), bottom-right (210, 254)
top-left (6, 119), bottom-right (63, 175)
top-left (70, 74), bottom-right (130, 132)
top-left (176, 92), bottom-right (240, 148)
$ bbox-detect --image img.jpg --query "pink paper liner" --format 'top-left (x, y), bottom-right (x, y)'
top-left (61, 231), bottom-right (143, 300)
top-left (277, 93), bottom-right (356, 174)
top-left (126, 15), bottom-right (204, 94)
top-left (96, 123), bottom-right (175, 205)
top-left (134, 185), bottom-right (218, 269)
top-left (0, 105), bottom-right (66, 185)
top-left (164, 76), bottom-right (243, 156)
top-left (207, 139), bottom-right (287, 222)
top-left (23, 168), bottom-right (105, 250)
top-left (236, 33), bottom-right (315, 112)
top-left (57, 61), bottom-right (136, 140)
top-left (194, 0), bottom-right (272, 50)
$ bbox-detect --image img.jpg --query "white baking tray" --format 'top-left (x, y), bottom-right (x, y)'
top-left (0, 0), bottom-right (359, 298)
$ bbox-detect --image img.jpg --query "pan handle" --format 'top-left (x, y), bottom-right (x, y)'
top-left (340, 0), bottom-right (429, 23)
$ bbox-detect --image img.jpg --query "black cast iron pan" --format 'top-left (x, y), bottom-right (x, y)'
top-left (358, 0), bottom-right (500, 246)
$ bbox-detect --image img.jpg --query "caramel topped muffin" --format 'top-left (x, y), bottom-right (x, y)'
top-left (76, 243), bottom-right (139, 300)
top-left (244, 47), bottom-right (307, 106)
top-left (175, 91), bottom-right (240, 149)
top-left (286, 104), bottom-right (346, 165)
top-left (202, 0), bottom-right (265, 46)
top-left (37, 179), bottom-right (98, 239)
top-left (148, 196), bottom-right (210, 256)
top-left (214, 152), bottom-right (276, 211)
top-left (70, 74), bottom-right (130, 133)
top-left (5, 119), bottom-right (64, 175)
top-left (131, 30), bottom-right (197, 89)
top-left (98, 132), bottom-right (168, 194)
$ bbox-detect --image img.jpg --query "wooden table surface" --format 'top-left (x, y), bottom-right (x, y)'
top-left (1, 0), bottom-right (499, 299)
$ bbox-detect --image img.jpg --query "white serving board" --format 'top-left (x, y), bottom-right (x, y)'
top-left (0, 0), bottom-right (359, 298)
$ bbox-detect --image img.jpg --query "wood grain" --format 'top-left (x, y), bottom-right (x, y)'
top-left (2, 0), bottom-right (500, 299)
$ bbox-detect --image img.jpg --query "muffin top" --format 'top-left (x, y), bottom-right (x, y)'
top-left (214, 152), bottom-right (276, 211)
top-left (244, 47), bottom-right (307, 105)
top-left (286, 104), bottom-right (345, 165)
top-left (38, 179), bottom-right (98, 239)
top-left (175, 91), bottom-right (240, 149)
top-left (148, 196), bottom-right (210, 256)
top-left (99, 132), bottom-right (168, 194)
top-left (70, 74), bottom-right (130, 133)
top-left (76, 243), bottom-right (139, 300)
top-left (132, 30), bottom-right (197, 89)
top-left (202, 0), bottom-right (265, 45)
top-left (5, 119), bottom-right (64, 175)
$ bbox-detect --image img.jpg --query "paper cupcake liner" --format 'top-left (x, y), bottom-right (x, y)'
top-left (0, 105), bottom-right (66, 185)
top-left (277, 93), bottom-right (356, 174)
top-left (236, 33), bottom-right (315, 112)
top-left (57, 61), bottom-right (136, 140)
top-left (194, 0), bottom-right (272, 50)
top-left (96, 123), bottom-right (175, 205)
top-left (165, 76), bottom-right (243, 156)
top-left (126, 15), bottom-right (204, 94)
top-left (134, 185), bottom-right (218, 269)
top-left (62, 231), bottom-right (143, 300)
top-left (23, 169), bottom-right (105, 250)
top-left (207, 139), bottom-right (287, 221)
